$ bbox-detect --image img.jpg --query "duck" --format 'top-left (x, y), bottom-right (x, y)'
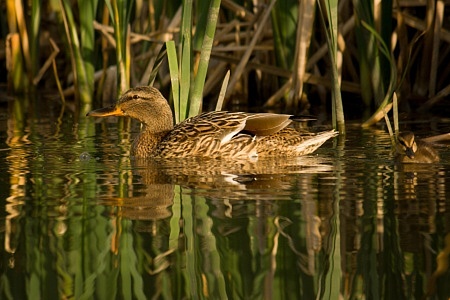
top-left (395, 131), bottom-right (439, 163)
top-left (87, 86), bottom-right (338, 159)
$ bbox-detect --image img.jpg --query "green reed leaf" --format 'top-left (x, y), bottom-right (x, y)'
top-left (190, 0), bottom-right (222, 117)
top-left (167, 40), bottom-right (180, 123)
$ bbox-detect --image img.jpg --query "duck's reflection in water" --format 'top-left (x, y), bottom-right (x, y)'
top-left (96, 155), bottom-right (335, 223)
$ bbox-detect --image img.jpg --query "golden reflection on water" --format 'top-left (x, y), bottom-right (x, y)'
top-left (1, 105), bottom-right (450, 299)
top-left (5, 101), bottom-right (31, 255)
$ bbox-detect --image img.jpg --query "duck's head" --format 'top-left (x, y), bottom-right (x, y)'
top-left (87, 86), bottom-right (174, 132)
top-left (396, 131), bottom-right (418, 159)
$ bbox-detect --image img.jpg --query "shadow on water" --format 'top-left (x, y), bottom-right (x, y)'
top-left (1, 97), bottom-right (450, 299)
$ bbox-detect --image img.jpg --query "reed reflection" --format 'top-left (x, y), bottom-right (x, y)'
top-left (2, 109), bottom-right (450, 299)
top-left (115, 155), bottom-right (337, 299)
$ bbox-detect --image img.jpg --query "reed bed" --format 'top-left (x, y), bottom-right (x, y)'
top-left (1, 0), bottom-right (450, 126)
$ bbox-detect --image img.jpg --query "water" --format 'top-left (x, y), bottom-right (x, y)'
top-left (1, 99), bottom-right (450, 299)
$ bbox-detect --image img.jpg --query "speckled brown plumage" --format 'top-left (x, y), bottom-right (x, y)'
top-left (396, 131), bottom-right (439, 163)
top-left (87, 86), bottom-right (338, 159)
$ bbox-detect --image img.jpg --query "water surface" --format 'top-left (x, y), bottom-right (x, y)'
top-left (1, 98), bottom-right (450, 299)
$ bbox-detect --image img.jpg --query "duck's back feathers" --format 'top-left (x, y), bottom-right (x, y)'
top-left (156, 111), bottom-right (257, 158)
top-left (256, 128), bottom-right (338, 157)
top-left (155, 111), bottom-right (336, 158)
top-left (243, 113), bottom-right (292, 136)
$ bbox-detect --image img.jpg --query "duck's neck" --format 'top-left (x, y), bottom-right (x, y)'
top-left (131, 106), bottom-right (174, 157)
top-left (137, 104), bottom-right (174, 133)
top-left (131, 129), bottom-right (170, 158)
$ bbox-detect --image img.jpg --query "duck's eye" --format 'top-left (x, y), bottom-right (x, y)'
top-left (132, 95), bottom-right (139, 99)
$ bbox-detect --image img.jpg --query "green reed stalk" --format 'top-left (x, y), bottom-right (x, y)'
top-left (192, 0), bottom-right (210, 50)
top-left (318, 0), bottom-right (345, 132)
top-left (167, 41), bottom-right (181, 123)
top-left (352, 0), bottom-right (387, 107)
top-left (189, 0), bottom-right (222, 116)
top-left (167, 0), bottom-right (221, 122)
top-left (58, 0), bottom-right (92, 105)
top-left (179, 0), bottom-right (193, 121)
top-left (30, 0), bottom-right (41, 79)
top-left (271, 0), bottom-right (297, 72)
top-left (380, 0), bottom-right (393, 87)
top-left (79, 0), bottom-right (99, 97)
top-left (360, 21), bottom-right (398, 142)
top-left (105, 0), bottom-right (134, 94)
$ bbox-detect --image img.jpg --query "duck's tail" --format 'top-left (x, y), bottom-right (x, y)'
top-left (292, 130), bottom-right (339, 155)
top-left (256, 129), bottom-right (338, 157)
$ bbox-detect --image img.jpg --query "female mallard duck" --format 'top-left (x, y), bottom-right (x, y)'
top-left (396, 131), bottom-right (439, 163)
top-left (87, 86), bottom-right (338, 159)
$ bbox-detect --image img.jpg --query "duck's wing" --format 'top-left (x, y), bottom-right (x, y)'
top-left (414, 140), bottom-right (440, 163)
top-left (156, 111), bottom-right (250, 157)
top-left (243, 113), bottom-right (292, 136)
top-left (156, 111), bottom-right (300, 158)
top-left (172, 111), bottom-right (249, 143)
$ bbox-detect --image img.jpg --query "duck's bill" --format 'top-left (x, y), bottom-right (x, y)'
top-left (405, 147), bottom-right (415, 159)
top-left (86, 106), bottom-right (124, 117)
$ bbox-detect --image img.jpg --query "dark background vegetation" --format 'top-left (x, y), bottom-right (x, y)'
top-left (1, 0), bottom-right (450, 124)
